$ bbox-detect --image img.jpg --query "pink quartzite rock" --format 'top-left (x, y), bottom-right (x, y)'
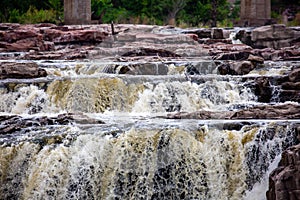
top-left (0, 62), bottom-right (47, 79)
top-left (267, 143), bottom-right (300, 200)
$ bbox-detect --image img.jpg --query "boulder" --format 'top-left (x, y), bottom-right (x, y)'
top-left (247, 54), bottom-right (264, 64)
top-left (182, 29), bottom-right (211, 38)
top-left (251, 24), bottom-right (298, 49)
top-left (266, 143), bottom-right (300, 200)
top-left (217, 53), bottom-right (265, 75)
top-left (217, 62), bottom-right (237, 75)
top-left (254, 77), bottom-right (273, 103)
top-left (235, 29), bottom-right (252, 46)
top-left (198, 39), bottom-right (232, 45)
top-left (257, 46), bottom-right (300, 61)
top-left (277, 66), bottom-right (300, 103)
top-left (289, 67), bottom-right (300, 82)
top-left (211, 28), bottom-right (224, 39)
top-left (0, 62), bottom-right (47, 79)
top-left (232, 61), bottom-right (255, 75)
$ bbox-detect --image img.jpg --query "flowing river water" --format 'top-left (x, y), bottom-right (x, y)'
top-left (0, 42), bottom-right (299, 199)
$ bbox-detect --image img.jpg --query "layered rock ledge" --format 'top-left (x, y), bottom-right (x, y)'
top-left (0, 113), bottom-right (105, 135)
top-left (166, 103), bottom-right (300, 120)
top-left (267, 143), bottom-right (300, 200)
top-left (0, 62), bottom-right (47, 79)
top-left (0, 23), bottom-right (299, 61)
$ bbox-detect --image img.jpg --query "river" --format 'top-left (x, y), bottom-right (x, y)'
top-left (0, 24), bottom-right (299, 200)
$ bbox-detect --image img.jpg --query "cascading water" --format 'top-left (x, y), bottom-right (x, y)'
top-left (0, 31), bottom-right (299, 200)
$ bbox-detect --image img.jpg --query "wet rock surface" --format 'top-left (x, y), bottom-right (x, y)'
top-left (277, 66), bottom-right (300, 103)
top-left (266, 143), bottom-right (300, 200)
top-left (0, 62), bottom-right (47, 79)
top-left (0, 113), bottom-right (105, 135)
top-left (0, 23), bottom-right (108, 59)
top-left (167, 103), bottom-right (300, 120)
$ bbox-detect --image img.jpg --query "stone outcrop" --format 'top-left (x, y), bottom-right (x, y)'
top-left (266, 143), bottom-right (300, 200)
top-left (0, 24), bottom-right (108, 54)
top-left (251, 24), bottom-right (298, 49)
top-left (277, 66), bottom-right (300, 103)
top-left (235, 24), bottom-right (300, 50)
top-left (0, 23), bottom-right (299, 61)
top-left (166, 103), bottom-right (300, 120)
top-left (217, 54), bottom-right (264, 75)
top-left (122, 48), bottom-right (181, 57)
top-left (254, 77), bottom-right (273, 103)
top-left (0, 113), bottom-right (104, 135)
top-left (0, 62), bottom-right (47, 79)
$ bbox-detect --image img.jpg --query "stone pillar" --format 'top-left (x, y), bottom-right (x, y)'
top-left (64, 0), bottom-right (91, 25)
top-left (240, 0), bottom-right (271, 26)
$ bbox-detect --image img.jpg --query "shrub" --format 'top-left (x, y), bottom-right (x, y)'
top-left (18, 6), bottom-right (57, 24)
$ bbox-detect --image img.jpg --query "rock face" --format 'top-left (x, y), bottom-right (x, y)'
top-left (0, 113), bottom-right (104, 135)
top-left (167, 103), bottom-right (300, 120)
top-left (0, 24), bottom-right (108, 59)
top-left (0, 23), bottom-right (299, 62)
top-left (278, 66), bottom-right (300, 103)
top-left (266, 143), bottom-right (300, 200)
top-left (217, 54), bottom-right (264, 75)
top-left (0, 62), bottom-right (47, 79)
top-left (252, 24), bottom-right (297, 49)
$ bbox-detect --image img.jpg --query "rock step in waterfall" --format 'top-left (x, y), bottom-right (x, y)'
top-left (0, 23), bottom-right (299, 200)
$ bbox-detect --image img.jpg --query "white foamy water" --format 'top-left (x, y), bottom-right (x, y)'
top-left (0, 59), bottom-right (299, 200)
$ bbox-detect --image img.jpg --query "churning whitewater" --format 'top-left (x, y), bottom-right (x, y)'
top-left (0, 22), bottom-right (299, 200)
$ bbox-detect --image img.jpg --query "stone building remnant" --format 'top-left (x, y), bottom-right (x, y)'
top-left (64, 0), bottom-right (91, 25)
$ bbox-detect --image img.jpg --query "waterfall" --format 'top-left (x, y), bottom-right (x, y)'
top-left (0, 25), bottom-right (299, 200)
top-left (0, 121), bottom-right (297, 199)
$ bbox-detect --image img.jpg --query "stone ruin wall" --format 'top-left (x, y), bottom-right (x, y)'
top-left (240, 0), bottom-right (271, 26)
top-left (64, 0), bottom-right (91, 25)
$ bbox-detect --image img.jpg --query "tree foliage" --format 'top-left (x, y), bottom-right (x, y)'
top-left (0, 0), bottom-right (63, 23)
top-left (5, 0), bottom-right (288, 27)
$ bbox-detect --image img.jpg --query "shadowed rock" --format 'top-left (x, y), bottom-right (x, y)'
top-left (166, 103), bottom-right (300, 120)
top-left (0, 62), bottom-right (47, 79)
top-left (0, 113), bottom-right (105, 135)
top-left (277, 66), bottom-right (300, 103)
top-left (267, 143), bottom-right (300, 200)
top-left (122, 48), bottom-right (181, 57)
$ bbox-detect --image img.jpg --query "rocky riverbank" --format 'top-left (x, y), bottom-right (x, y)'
top-left (0, 23), bottom-right (300, 199)
top-left (0, 23), bottom-right (299, 61)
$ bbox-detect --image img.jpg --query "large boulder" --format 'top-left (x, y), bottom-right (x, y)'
top-left (217, 54), bottom-right (264, 75)
top-left (211, 28), bottom-right (224, 39)
top-left (182, 28), bottom-right (212, 39)
top-left (277, 66), bottom-right (300, 103)
top-left (266, 143), bottom-right (300, 200)
top-left (0, 62), bottom-right (47, 79)
top-left (251, 24), bottom-right (299, 49)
